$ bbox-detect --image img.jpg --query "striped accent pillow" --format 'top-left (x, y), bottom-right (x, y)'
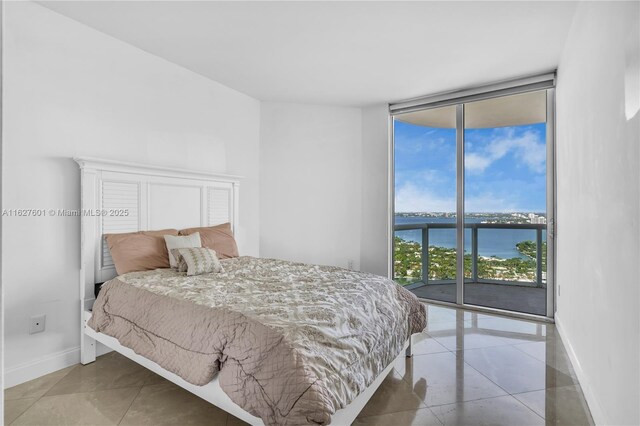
top-left (170, 247), bottom-right (224, 276)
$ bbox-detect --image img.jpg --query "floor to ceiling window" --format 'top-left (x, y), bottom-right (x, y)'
top-left (391, 74), bottom-right (555, 317)
top-left (393, 105), bottom-right (458, 304)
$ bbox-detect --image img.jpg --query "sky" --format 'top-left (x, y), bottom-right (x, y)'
top-left (394, 120), bottom-right (547, 213)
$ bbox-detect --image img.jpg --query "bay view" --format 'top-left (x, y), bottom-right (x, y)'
top-left (394, 212), bottom-right (547, 285)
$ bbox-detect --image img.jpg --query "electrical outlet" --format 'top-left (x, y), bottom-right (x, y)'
top-left (347, 259), bottom-right (354, 270)
top-left (29, 315), bottom-right (46, 334)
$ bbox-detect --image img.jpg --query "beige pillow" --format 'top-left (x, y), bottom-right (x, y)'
top-left (164, 232), bottom-right (202, 268)
top-left (171, 247), bottom-right (224, 276)
top-left (105, 229), bottom-right (178, 275)
top-left (179, 223), bottom-right (239, 259)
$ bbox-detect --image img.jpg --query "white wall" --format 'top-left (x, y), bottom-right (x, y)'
top-left (2, 2), bottom-right (260, 386)
top-left (259, 103), bottom-right (362, 270)
top-left (0, 0), bottom-right (4, 416)
top-left (555, 2), bottom-right (640, 425)
top-left (360, 105), bottom-right (390, 277)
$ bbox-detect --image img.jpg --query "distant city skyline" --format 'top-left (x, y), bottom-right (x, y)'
top-left (394, 121), bottom-right (547, 213)
top-left (395, 211), bottom-right (547, 225)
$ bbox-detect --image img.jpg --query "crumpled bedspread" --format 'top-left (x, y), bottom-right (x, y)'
top-left (89, 256), bottom-right (426, 425)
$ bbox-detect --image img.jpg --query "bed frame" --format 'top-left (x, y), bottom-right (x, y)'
top-left (76, 157), bottom-right (413, 425)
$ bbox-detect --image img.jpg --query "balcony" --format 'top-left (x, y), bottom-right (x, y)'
top-left (394, 222), bottom-right (547, 316)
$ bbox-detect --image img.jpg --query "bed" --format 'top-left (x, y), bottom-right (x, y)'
top-left (76, 158), bottom-right (426, 425)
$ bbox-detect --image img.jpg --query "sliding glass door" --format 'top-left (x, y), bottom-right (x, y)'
top-left (391, 77), bottom-right (555, 318)
top-left (462, 91), bottom-right (549, 315)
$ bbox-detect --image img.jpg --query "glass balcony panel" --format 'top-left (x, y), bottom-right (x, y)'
top-left (476, 228), bottom-right (538, 283)
top-left (426, 227), bottom-right (457, 282)
top-left (393, 229), bottom-right (424, 285)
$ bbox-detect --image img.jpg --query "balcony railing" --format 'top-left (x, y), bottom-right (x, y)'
top-left (394, 222), bottom-right (546, 288)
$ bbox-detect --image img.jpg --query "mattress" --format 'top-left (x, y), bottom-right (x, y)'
top-left (89, 256), bottom-right (426, 425)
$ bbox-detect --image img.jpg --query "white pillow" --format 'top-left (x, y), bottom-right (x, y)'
top-left (164, 232), bottom-right (202, 268)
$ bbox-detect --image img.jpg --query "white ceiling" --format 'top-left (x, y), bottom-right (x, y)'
top-left (39, 1), bottom-right (577, 107)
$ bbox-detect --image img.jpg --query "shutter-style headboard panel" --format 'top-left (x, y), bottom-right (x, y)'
top-left (101, 181), bottom-right (141, 268)
top-left (75, 157), bottom-right (241, 311)
top-left (208, 187), bottom-right (232, 225)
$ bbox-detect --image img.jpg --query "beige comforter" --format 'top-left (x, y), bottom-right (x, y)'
top-left (89, 256), bottom-right (426, 425)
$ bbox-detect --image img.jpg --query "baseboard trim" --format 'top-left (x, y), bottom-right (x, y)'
top-left (4, 347), bottom-right (80, 388)
top-left (555, 313), bottom-right (606, 425)
top-left (4, 343), bottom-right (113, 389)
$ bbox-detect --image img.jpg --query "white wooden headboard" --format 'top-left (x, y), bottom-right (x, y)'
top-left (75, 157), bottom-right (240, 312)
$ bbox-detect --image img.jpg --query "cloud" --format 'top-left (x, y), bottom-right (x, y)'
top-left (465, 128), bottom-right (546, 174)
top-left (395, 182), bottom-right (455, 213)
top-left (395, 135), bottom-right (451, 155)
top-left (465, 153), bottom-right (492, 172)
top-left (395, 182), bottom-right (519, 213)
top-left (396, 167), bottom-right (453, 191)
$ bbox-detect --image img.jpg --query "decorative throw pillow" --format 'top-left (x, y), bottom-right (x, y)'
top-left (164, 232), bottom-right (202, 268)
top-left (106, 229), bottom-right (179, 275)
top-left (178, 223), bottom-right (239, 259)
top-left (171, 247), bottom-right (224, 276)
top-left (170, 249), bottom-right (189, 273)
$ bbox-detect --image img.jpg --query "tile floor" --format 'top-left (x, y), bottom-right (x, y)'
top-left (5, 304), bottom-right (594, 425)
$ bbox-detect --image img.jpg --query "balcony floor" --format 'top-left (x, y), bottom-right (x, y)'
top-left (410, 282), bottom-right (546, 316)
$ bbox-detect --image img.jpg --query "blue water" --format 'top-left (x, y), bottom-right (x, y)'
top-left (395, 216), bottom-right (546, 259)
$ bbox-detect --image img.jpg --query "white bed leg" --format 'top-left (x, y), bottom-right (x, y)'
top-left (405, 335), bottom-right (413, 358)
top-left (81, 329), bottom-right (96, 364)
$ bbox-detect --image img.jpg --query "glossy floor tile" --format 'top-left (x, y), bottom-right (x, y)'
top-left (358, 370), bottom-right (427, 417)
top-left (469, 316), bottom-right (549, 344)
top-left (423, 305), bottom-right (460, 324)
top-left (354, 407), bottom-right (442, 426)
top-left (12, 387), bottom-right (140, 425)
top-left (431, 395), bottom-right (545, 426)
top-left (513, 385), bottom-right (594, 426)
top-left (4, 303), bottom-right (594, 426)
top-left (46, 352), bottom-right (160, 397)
top-left (513, 340), bottom-right (577, 378)
top-left (394, 351), bottom-right (507, 407)
top-left (462, 345), bottom-right (577, 394)
top-left (430, 329), bottom-right (511, 351)
top-left (4, 398), bottom-right (37, 425)
top-left (119, 382), bottom-right (228, 425)
top-left (5, 366), bottom-right (75, 400)
top-left (408, 333), bottom-right (449, 356)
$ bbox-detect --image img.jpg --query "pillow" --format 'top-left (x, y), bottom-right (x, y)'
top-left (178, 223), bottom-right (239, 259)
top-left (171, 247), bottom-right (224, 276)
top-left (164, 232), bottom-right (202, 268)
top-left (170, 249), bottom-right (188, 273)
top-left (105, 229), bottom-right (178, 275)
